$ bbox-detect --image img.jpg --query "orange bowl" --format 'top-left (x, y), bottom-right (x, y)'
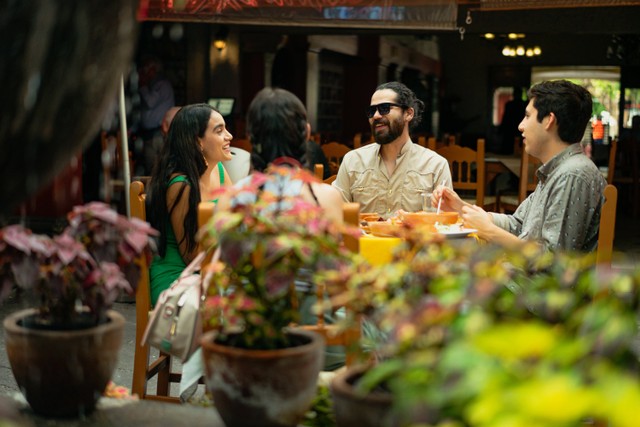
top-left (401, 211), bottom-right (459, 228)
top-left (368, 221), bottom-right (402, 237)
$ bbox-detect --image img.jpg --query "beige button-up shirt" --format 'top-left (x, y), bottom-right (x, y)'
top-left (333, 141), bottom-right (452, 214)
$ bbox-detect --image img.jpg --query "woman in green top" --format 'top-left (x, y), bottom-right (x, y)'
top-left (147, 104), bottom-right (233, 305)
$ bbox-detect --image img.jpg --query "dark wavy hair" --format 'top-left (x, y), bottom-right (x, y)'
top-left (147, 103), bottom-right (216, 257)
top-left (375, 81), bottom-right (425, 130)
top-left (528, 80), bottom-right (592, 144)
top-left (247, 87), bottom-right (309, 171)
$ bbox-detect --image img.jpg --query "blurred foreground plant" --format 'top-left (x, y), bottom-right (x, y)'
top-left (321, 225), bottom-right (640, 427)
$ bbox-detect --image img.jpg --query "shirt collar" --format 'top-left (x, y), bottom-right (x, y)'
top-left (375, 139), bottom-right (413, 159)
top-left (537, 143), bottom-right (583, 182)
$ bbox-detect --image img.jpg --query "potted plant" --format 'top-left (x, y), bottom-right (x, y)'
top-left (0, 201), bottom-right (156, 417)
top-left (325, 228), bottom-right (640, 427)
top-left (198, 166), bottom-right (360, 427)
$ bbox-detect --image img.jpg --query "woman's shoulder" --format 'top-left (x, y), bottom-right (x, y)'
top-left (168, 173), bottom-right (190, 185)
top-left (309, 181), bottom-right (343, 207)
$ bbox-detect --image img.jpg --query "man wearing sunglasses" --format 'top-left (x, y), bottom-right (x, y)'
top-left (333, 81), bottom-right (451, 215)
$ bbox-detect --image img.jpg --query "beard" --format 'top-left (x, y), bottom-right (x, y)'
top-left (371, 115), bottom-right (404, 145)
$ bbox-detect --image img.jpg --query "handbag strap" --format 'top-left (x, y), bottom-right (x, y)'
top-left (179, 251), bottom-right (207, 279)
top-left (201, 246), bottom-right (221, 299)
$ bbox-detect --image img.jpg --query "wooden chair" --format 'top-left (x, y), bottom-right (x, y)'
top-left (321, 142), bottom-right (351, 175)
top-left (436, 138), bottom-right (496, 209)
top-left (314, 164), bottom-right (324, 181)
top-left (324, 174), bottom-right (337, 185)
top-left (130, 180), bottom-right (182, 403)
top-left (497, 149), bottom-right (542, 213)
top-left (597, 184), bottom-right (617, 267)
top-left (353, 133), bottom-right (373, 149)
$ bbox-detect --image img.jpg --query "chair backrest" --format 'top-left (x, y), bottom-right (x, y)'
top-left (597, 184), bottom-right (617, 266)
top-left (130, 180), bottom-right (150, 347)
top-left (324, 174), bottom-right (337, 184)
top-left (321, 142), bottom-right (351, 175)
top-left (517, 150), bottom-right (542, 204)
top-left (427, 137), bottom-right (437, 151)
top-left (437, 138), bottom-right (486, 206)
top-left (223, 147), bottom-right (251, 183)
top-left (314, 164), bottom-right (324, 181)
top-left (353, 133), bottom-right (373, 149)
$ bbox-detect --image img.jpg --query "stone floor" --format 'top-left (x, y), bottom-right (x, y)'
top-left (0, 209), bottom-right (638, 399)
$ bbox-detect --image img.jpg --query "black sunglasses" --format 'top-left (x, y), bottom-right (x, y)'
top-left (366, 102), bottom-right (405, 119)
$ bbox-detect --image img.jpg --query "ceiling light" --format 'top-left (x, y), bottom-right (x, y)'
top-left (484, 33), bottom-right (495, 40)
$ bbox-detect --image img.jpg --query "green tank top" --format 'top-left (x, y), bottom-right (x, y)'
top-left (149, 163), bottom-right (224, 306)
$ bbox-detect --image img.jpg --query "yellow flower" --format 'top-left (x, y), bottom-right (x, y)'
top-left (471, 322), bottom-right (558, 361)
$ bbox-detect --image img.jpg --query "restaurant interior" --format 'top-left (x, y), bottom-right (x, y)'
top-left (3, 1), bottom-right (640, 422)
top-left (14, 0), bottom-right (638, 261)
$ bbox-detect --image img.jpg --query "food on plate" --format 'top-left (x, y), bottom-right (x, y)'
top-left (400, 211), bottom-right (459, 229)
top-left (367, 221), bottom-right (403, 237)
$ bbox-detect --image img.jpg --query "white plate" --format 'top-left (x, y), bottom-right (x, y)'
top-left (438, 228), bottom-right (477, 239)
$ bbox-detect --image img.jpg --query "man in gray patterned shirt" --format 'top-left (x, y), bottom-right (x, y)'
top-left (434, 80), bottom-right (605, 252)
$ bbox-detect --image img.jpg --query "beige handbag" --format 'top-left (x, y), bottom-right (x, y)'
top-left (142, 251), bottom-right (209, 362)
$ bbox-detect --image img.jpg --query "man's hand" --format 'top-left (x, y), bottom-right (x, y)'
top-left (432, 186), bottom-right (465, 214)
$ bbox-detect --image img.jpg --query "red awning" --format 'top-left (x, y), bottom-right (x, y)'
top-left (138, 0), bottom-right (459, 30)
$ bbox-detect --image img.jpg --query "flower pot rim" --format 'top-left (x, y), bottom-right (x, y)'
top-left (200, 328), bottom-right (324, 359)
top-left (3, 308), bottom-right (125, 337)
top-left (330, 364), bottom-right (394, 404)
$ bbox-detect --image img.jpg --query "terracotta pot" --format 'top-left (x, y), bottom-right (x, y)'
top-left (331, 365), bottom-right (439, 427)
top-left (201, 329), bottom-right (324, 427)
top-left (3, 308), bottom-right (125, 417)
top-left (330, 365), bottom-right (395, 427)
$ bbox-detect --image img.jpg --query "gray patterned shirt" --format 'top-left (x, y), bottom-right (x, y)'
top-left (492, 143), bottom-right (605, 252)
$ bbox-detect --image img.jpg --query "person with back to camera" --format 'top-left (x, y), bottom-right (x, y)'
top-left (146, 103), bottom-right (233, 307)
top-left (226, 87), bottom-right (345, 367)
top-left (333, 81), bottom-right (452, 216)
top-left (241, 87), bottom-right (344, 224)
top-left (433, 80), bottom-right (606, 252)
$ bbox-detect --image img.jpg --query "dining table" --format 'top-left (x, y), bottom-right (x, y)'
top-left (359, 221), bottom-right (480, 266)
top-left (485, 153), bottom-right (521, 184)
